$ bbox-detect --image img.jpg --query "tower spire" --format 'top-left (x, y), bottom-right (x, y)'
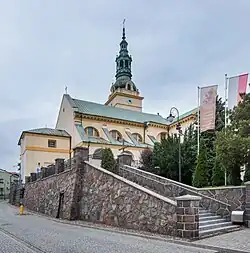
top-left (122, 19), bottom-right (126, 40)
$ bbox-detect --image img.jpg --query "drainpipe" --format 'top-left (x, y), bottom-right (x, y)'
top-left (143, 122), bottom-right (149, 144)
top-left (69, 136), bottom-right (72, 168)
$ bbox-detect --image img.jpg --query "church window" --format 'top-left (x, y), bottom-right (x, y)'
top-left (132, 133), bottom-right (142, 143)
top-left (109, 130), bottom-right (122, 141)
top-left (85, 127), bottom-right (99, 137)
top-left (125, 60), bottom-right (128, 68)
top-left (48, 139), bottom-right (57, 148)
top-left (120, 60), bottom-right (124, 68)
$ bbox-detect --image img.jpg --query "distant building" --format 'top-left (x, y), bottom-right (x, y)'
top-left (0, 169), bottom-right (19, 199)
top-left (18, 25), bottom-right (196, 182)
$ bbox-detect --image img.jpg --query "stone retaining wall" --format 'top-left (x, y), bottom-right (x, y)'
top-left (198, 186), bottom-right (246, 212)
top-left (80, 162), bottom-right (177, 235)
top-left (24, 168), bottom-right (79, 219)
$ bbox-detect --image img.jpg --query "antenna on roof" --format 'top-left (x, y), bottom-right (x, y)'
top-left (65, 86), bottom-right (68, 94)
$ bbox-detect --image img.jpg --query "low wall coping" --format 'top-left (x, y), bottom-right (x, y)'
top-left (175, 194), bottom-right (202, 201)
top-left (123, 165), bottom-right (197, 191)
top-left (85, 161), bottom-right (177, 207)
top-left (198, 185), bottom-right (246, 190)
top-left (121, 165), bottom-right (231, 207)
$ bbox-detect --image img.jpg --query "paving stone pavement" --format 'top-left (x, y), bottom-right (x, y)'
top-left (194, 229), bottom-right (250, 253)
top-left (0, 201), bottom-right (217, 253)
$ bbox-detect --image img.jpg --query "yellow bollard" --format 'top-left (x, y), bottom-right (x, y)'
top-left (19, 204), bottom-right (24, 215)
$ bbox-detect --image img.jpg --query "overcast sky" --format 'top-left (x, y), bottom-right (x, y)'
top-left (1, 0), bottom-right (250, 171)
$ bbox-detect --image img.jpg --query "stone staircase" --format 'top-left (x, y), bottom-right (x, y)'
top-left (117, 164), bottom-right (244, 239)
top-left (199, 208), bottom-right (241, 238)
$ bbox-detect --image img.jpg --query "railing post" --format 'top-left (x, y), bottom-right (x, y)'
top-left (175, 194), bottom-right (201, 239)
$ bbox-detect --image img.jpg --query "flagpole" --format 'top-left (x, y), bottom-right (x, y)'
top-left (224, 73), bottom-right (228, 186)
top-left (197, 86), bottom-right (200, 155)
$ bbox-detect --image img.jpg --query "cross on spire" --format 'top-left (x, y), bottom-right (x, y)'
top-left (122, 19), bottom-right (126, 40)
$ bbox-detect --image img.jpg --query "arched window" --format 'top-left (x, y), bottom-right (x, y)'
top-left (120, 60), bottom-right (124, 68)
top-left (92, 148), bottom-right (104, 159)
top-left (85, 127), bottom-right (99, 137)
top-left (109, 130), bottom-right (122, 141)
top-left (132, 133), bottom-right (143, 143)
top-left (127, 83), bottom-right (131, 90)
top-left (125, 60), bottom-right (129, 68)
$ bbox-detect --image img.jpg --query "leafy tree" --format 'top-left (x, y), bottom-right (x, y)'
top-left (101, 148), bottom-right (116, 172)
top-left (139, 148), bottom-right (154, 172)
top-left (192, 138), bottom-right (209, 187)
top-left (211, 155), bottom-right (225, 186)
top-left (181, 125), bottom-right (197, 185)
top-left (216, 94), bottom-right (250, 185)
top-left (216, 128), bottom-right (247, 185)
top-left (152, 135), bottom-right (179, 181)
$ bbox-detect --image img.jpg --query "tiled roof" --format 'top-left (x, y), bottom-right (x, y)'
top-left (18, 128), bottom-right (70, 145)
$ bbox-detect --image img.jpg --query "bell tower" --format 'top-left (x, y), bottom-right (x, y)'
top-left (105, 20), bottom-right (144, 112)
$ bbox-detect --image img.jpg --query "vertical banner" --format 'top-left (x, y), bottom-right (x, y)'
top-left (200, 85), bottom-right (218, 132)
top-left (228, 73), bottom-right (248, 110)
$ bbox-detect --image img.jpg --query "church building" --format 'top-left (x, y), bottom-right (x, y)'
top-left (18, 25), bottom-right (197, 182)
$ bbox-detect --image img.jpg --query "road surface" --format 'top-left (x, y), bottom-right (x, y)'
top-left (0, 201), bottom-right (217, 253)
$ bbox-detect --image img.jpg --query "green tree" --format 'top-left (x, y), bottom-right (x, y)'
top-left (192, 139), bottom-right (209, 187)
top-left (211, 155), bottom-right (225, 186)
top-left (216, 94), bottom-right (250, 185)
top-left (101, 148), bottom-right (116, 172)
top-left (139, 148), bottom-right (154, 172)
top-left (216, 129), bottom-right (247, 185)
top-left (152, 135), bottom-right (179, 181)
top-left (181, 124), bottom-right (197, 185)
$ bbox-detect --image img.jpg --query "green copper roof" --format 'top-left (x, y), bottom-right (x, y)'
top-left (71, 96), bottom-right (168, 125)
top-left (172, 108), bottom-right (197, 123)
top-left (65, 94), bottom-right (196, 125)
top-left (18, 128), bottom-right (70, 145)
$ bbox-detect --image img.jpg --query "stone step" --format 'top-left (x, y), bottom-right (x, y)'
top-left (199, 209), bottom-right (211, 214)
top-left (199, 225), bottom-right (241, 238)
top-left (200, 221), bottom-right (232, 231)
top-left (199, 212), bottom-right (215, 217)
top-left (199, 218), bottom-right (225, 226)
top-left (199, 215), bottom-right (222, 221)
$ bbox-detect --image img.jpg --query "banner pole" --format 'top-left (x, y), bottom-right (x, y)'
top-left (224, 73), bottom-right (228, 186)
top-left (197, 86), bottom-right (200, 156)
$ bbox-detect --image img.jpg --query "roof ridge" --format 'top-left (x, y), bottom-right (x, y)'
top-left (72, 97), bottom-right (165, 118)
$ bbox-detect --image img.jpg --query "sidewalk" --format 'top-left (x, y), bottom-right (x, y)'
top-left (193, 229), bottom-right (250, 253)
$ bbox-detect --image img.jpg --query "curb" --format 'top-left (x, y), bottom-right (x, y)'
top-left (8, 203), bottom-right (249, 253)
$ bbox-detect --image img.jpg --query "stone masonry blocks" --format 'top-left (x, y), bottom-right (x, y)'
top-left (176, 195), bottom-right (201, 239)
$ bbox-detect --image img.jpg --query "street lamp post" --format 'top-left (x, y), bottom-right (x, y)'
top-left (167, 107), bottom-right (182, 183)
